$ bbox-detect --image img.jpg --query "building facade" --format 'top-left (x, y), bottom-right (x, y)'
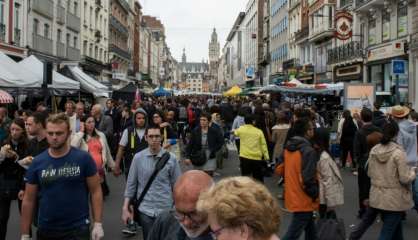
top-left (179, 48), bottom-right (209, 92)
top-left (270, 0), bottom-right (289, 83)
top-left (79, 0), bottom-right (110, 81)
top-left (0, 0), bottom-right (27, 59)
top-left (209, 28), bottom-right (220, 91)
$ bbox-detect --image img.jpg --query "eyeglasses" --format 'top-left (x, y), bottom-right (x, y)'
top-left (171, 209), bottom-right (202, 223)
top-left (210, 226), bottom-right (225, 239)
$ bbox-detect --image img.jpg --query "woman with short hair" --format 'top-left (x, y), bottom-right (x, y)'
top-left (197, 176), bottom-right (281, 240)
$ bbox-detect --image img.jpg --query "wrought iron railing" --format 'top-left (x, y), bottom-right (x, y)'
top-left (327, 41), bottom-right (363, 64)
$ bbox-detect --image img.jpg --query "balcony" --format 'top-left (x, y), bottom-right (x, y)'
top-left (32, 0), bottom-right (54, 19)
top-left (110, 44), bottom-right (131, 60)
top-left (355, 0), bottom-right (386, 12)
top-left (67, 46), bottom-right (80, 61)
top-left (295, 27), bottom-right (309, 42)
top-left (309, 26), bottom-right (335, 43)
top-left (0, 23), bottom-right (5, 42)
top-left (66, 12), bottom-right (80, 32)
top-left (95, 30), bottom-right (102, 42)
top-left (32, 33), bottom-right (53, 55)
top-left (14, 28), bottom-right (21, 46)
top-left (327, 41), bottom-right (363, 64)
top-left (56, 42), bottom-right (66, 58)
top-left (118, 0), bottom-right (130, 13)
top-left (110, 16), bottom-right (128, 37)
top-left (57, 5), bottom-right (66, 24)
top-left (289, 0), bottom-right (301, 10)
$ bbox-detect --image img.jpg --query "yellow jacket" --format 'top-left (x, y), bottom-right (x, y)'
top-left (234, 124), bottom-right (269, 161)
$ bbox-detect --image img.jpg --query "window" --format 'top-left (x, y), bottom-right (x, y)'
top-left (84, 2), bottom-right (87, 21)
top-left (104, 51), bottom-right (107, 62)
top-left (33, 19), bottom-right (39, 35)
top-left (0, 0), bottom-right (4, 25)
top-left (397, 1), bottom-right (407, 37)
top-left (89, 43), bottom-right (93, 56)
top-left (382, 11), bottom-right (390, 42)
top-left (44, 24), bottom-right (50, 38)
top-left (14, 3), bottom-right (20, 29)
top-left (95, 46), bottom-right (98, 58)
top-left (90, 7), bottom-right (93, 27)
top-left (66, 33), bottom-right (70, 46)
top-left (99, 48), bottom-right (102, 60)
top-left (368, 18), bottom-right (376, 45)
top-left (74, 2), bottom-right (78, 16)
top-left (67, 0), bottom-right (71, 11)
top-left (83, 40), bottom-right (87, 54)
top-left (73, 36), bottom-right (77, 48)
top-left (57, 29), bottom-right (62, 42)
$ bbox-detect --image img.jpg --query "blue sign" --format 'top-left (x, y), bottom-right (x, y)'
top-left (246, 66), bottom-right (255, 79)
top-left (392, 60), bottom-right (406, 75)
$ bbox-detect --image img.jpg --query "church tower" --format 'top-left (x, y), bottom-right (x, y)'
top-left (181, 48), bottom-right (187, 64)
top-left (208, 28), bottom-right (220, 92)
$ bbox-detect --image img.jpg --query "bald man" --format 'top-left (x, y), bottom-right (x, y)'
top-left (91, 104), bottom-right (113, 140)
top-left (147, 170), bottom-right (214, 240)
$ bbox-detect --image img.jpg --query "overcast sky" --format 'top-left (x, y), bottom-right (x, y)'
top-left (139, 0), bottom-right (248, 63)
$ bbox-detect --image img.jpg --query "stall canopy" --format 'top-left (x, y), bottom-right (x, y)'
top-left (69, 66), bottom-right (110, 98)
top-left (18, 56), bottom-right (80, 92)
top-left (0, 52), bottom-right (41, 88)
top-left (223, 85), bottom-right (242, 96)
top-left (112, 82), bottom-right (138, 102)
top-left (154, 86), bottom-right (171, 97)
top-left (261, 82), bottom-right (344, 95)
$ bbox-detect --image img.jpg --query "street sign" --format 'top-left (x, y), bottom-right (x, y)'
top-left (246, 66), bottom-right (254, 79)
top-left (392, 60), bottom-right (406, 75)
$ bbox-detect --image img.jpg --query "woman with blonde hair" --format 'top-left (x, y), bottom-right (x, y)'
top-left (197, 176), bottom-right (281, 240)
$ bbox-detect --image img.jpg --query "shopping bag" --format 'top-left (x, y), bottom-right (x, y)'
top-left (316, 218), bottom-right (345, 240)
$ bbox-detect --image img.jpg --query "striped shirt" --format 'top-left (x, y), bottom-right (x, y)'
top-left (124, 148), bottom-right (181, 218)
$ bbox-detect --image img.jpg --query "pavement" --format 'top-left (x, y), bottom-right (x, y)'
top-left (6, 143), bottom-right (418, 239)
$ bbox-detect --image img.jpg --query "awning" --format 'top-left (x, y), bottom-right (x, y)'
top-left (17, 55), bottom-right (80, 91)
top-left (0, 52), bottom-right (41, 88)
top-left (0, 89), bottom-right (14, 103)
top-left (69, 66), bottom-right (110, 98)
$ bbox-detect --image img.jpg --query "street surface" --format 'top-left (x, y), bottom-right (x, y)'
top-left (6, 143), bottom-right (418, 239)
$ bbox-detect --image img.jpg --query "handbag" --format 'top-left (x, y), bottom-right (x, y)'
top-left (131, 152), bottom-right (171, 223)
top-left (190, 149), bottom-right (207, 167)
top-left (316, 218), bottom-right (345, 240)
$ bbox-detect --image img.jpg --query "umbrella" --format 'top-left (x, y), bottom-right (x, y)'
top-left (0, 90), bottom-right (14, 103)
top-left (223, 85), bottom-right (242, 96)
top-left (154, 86), bottom-right (171, 97)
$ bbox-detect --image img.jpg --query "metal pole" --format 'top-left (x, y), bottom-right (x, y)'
top-left (396, 74), bottom-right (400, 104)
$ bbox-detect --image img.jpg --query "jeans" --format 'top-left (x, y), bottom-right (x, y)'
top-left (37, 225), bottom-right (90, 240)
top-left (283, 212), bottom-right (317, 240)
top-left (377, 210), bottom-right (404, 240)
top-left (349, 207), bottom-right (378, 240)
top-left (138, 212), bottom-right (156, 240)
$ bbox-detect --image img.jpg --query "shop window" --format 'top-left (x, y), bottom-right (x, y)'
top-left (368, 18), bottom-right (376, 45)
top-left (382, 11), bottom-right (390, 42)
top-left (397, 1), bottom-right (407, 37)
top-left (370, 65), bottom-right (383, 91)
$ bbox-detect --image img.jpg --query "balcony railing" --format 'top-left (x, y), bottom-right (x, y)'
top-left (32, 0), bottom-right (54, 19)
top-left (0, 23), bottom-right (5, 42)
top-left (355, 0), bottom-right (370, 9)
top-left (110, 44), bottom-right (131, 60)
top-left (327, 41), bottom-right (363, 64)
top-left (110, 16), bottom-right (128, 37)
top-left (56, 42), bottom-right (66, 58)
top-left (32, 33), bottom-right (53, 55)
top-left (67, 46), bottom-right (81, 61)
top-left (14, 28), bottom-right (21, 46)
top-left (295, 27), bottom-right (309, 42)
top-left (67, 12), bottom-right (80, 32)
top-left (118, 0), bottom-right (130, 13)
top-left (290, 0), bottom-right (301, 10)
top-left (57, 5), bottom-right (66, 24)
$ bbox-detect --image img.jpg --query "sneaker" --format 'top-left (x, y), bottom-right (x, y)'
top-left (122, 220), bottom-right (138, 236)
top-left (352, 171), bottom-right (358, 176)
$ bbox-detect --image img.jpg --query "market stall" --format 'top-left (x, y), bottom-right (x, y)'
top-left (223, 85), bottom-right (242, 96)
top-left (154, 86), bottom-right (172, 97)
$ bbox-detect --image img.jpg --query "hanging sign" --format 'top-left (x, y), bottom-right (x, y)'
top-left (335, 11), bottom-right (353, 40)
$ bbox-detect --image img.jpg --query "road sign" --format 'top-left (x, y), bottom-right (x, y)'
top-left (246, 66), bottom-right (254, 79)
top-left (392, 60), bottom-right (406, 75)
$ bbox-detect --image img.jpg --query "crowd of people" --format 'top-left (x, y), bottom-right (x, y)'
top-left (0, 94), bottom-right (417, 240)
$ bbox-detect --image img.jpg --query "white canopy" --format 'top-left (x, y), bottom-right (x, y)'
top-left (18, 55), bottom-right (80, 90)
top-left (69, 66), bottom-right (110, 98)
top-left (0, 52), bottom-right (41, 88)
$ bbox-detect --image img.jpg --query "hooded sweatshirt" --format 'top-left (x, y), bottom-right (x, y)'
top-left (397, 119), bottom-right (417, 166)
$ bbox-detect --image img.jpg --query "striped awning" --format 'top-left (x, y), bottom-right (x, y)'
top-left (0, 90), bottom-right (13, 103)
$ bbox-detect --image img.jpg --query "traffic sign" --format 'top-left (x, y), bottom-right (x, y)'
top-left (392, 60), bottom-right (406, 75)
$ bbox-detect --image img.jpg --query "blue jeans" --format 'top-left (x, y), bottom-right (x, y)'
top-left (349, 207), bottom-right (378, 240)
top-left (37, 224), bottom-right (90, 240)
top-left (378, 210), bottom-right (404, 240)
top-left (283, 212), bottom-right (317, 240)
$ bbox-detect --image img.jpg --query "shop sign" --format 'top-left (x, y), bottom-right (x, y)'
top-left (335, 11), bottom-right (353, 40)
top-left (336, 64), bottom-right (361, 77)
top-left (367, 42), bottom-right (405, 62)
top-left (112, 72), bottom-right (126, 80)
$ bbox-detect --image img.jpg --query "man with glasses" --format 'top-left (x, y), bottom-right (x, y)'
top-left (122, 126), bottom-right (181, 240)
top-left (147, 170), bottom-right (213, 240)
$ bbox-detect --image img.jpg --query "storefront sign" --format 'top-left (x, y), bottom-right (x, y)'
top-left (344, 84), bottom-right (375, 113)
top-left (336, 64), bottom-right (361, 77)
top-left (112, 72), bottom-right (126, 80)
top-left (367, 42), bottom-right (405, 62)
top-left (335, 11), bottom-right (353, 40)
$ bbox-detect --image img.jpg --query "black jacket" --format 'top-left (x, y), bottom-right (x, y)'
top-left (147, 211), bottom-right (212, 240)
top-left (353, 124), bottom-right (383, 169)
top-left (372, 111), bottom-right (387, 129)
top-left (186, 126), bottom-right (224, 159)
